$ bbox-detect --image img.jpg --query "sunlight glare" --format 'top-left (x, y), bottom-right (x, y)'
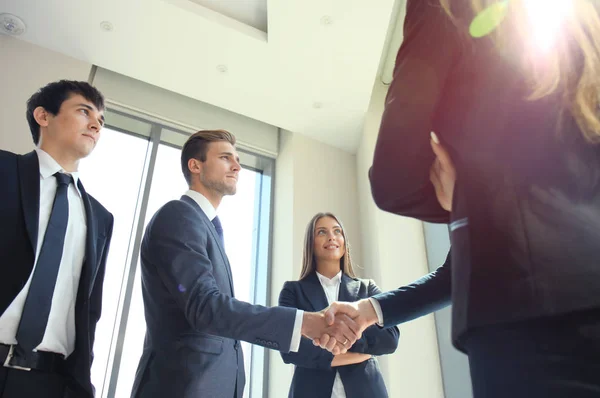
top-left (523, 0), bottom-right (573, 51)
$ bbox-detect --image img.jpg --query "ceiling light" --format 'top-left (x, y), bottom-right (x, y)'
top-left (320, 16), bottom-right (333, 26)
top-left (0, 13), bottom-right (26, 36)
top-left (100, 21), bottom-right (113, 32)
top-left (216, 65), bottom-right (228, 73)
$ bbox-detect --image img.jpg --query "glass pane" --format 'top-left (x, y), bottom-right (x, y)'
top-left (114, 142), bottom-right (261, 398)
top-left (77, 127), bottom-right (150, 397)
top-left (220, 170), bottom-right (259, 398)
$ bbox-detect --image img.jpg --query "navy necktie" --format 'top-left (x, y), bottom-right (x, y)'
top-left (211, 216), bottom-right (225, 246)
top-left (16, 172), bottom-right (73, 352)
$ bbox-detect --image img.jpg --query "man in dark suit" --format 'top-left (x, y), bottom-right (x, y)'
top-left (131, 130), bottom-right (361, 398)
top-left (0, 80), bottom-right (114, 397)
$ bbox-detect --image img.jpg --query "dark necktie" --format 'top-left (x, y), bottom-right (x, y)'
top-left (211, 216), bottom-right (225, 246)
top-left (16, 172), bottom-right (73, 352)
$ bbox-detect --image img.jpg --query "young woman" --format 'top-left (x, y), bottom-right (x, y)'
top-left (359, 0), bottom-right (600, 397)
top-left (279, 213), bottom-right (398, 398)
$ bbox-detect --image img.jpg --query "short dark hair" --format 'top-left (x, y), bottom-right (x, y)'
top-left (26, 80), bottom-right (105, 145)
top-left (181, 129), bottom-right (237, 185)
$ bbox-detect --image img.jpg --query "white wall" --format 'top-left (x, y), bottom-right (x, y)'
top-left (269, 130), bottom-right (362, 397)
top-left (0, 36), bottom-right (92, 154)
top-left (92, 68), bottom-right (279, 158)
top-left (355, 81), bottom-right (445, 398)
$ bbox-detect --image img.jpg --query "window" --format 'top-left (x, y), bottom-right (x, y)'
top-left (80, 110), bottom-right (274, 398)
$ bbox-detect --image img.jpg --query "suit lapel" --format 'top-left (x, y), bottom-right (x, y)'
top-left (204, 215), bottom-right (236, 296)
top-left (78, 180), bottom-right (98, 297)
top-left (299, 273), bottom-right (329, 311)
top-left (181, 196), bottom-right (235, 296)
top-left (17, 151), bottom-right (40, 252)
top-left (338, 274), bottom-right (360, 302)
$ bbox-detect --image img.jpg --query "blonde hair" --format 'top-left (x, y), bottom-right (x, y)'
top-left (298, 213), bottom-right (357, 280)
top-left (440, 0), bottom-right (600, 143)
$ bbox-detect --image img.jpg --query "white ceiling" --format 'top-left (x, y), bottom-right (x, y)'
top-left (1, 0), bottom-right (401, 152)
top-left (190, 0), bottom-right (268, 32)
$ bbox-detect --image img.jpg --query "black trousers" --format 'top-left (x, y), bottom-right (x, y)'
top-left (0, 366), bottom-right (66, 398)
top-left (465, 310), bottom-right (600, 398)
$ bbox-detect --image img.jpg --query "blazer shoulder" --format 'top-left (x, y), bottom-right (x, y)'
top-left (0, 149), bottom-right (17, 158)
top-left (0, 149), bottom-right (18, 165)
top-left (157, 198), bottom-right (204, 221)
top-left (281, 280), bottom-right (301, 291)
top-left (149, 199), bottom-right (209, 235)
top-left (87, 194), bottom-right (113, 219)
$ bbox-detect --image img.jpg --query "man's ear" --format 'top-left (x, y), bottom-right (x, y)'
top-left (33, 106), bottom-right (51, 128)
top-left (188, 158), bottom-right (203, 177)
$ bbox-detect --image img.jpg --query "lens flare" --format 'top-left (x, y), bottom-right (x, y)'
top-left (523, 0), bottom-right (573, 51)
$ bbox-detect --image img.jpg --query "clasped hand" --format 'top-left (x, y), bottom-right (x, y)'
top-left (304, 299), bottom-right (378, 355)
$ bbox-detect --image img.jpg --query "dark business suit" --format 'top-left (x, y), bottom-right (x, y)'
top-left (369, 0), bottom-right (600, 396)
top-left (279, 272), bottom-right (399, 398)
top-left (0, 149), bottom-right (114, 397)
top-left (131, 195), bottom-right (297, 398)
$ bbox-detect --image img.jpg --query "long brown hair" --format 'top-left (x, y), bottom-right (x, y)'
top-left (440, 0), bottom-right (600, 143)
top-left (298, 212), bottom-right (357, 280)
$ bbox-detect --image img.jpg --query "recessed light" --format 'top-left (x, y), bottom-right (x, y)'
top-left (320, 16), bottom-right (333, 26)
top-left (100, 21), bottom-right (113, 32)
top-left (0, 13), bottom-right (26, 36)
top-left (312, 102), bottom-right (323, 109)
top-left (216, 65), bottom-right (228, 73)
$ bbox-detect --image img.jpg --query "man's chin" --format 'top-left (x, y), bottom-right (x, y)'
top-left (218, 185), bottom-right (237, 196)
top-left (76, 143), bottom-right (96, 159)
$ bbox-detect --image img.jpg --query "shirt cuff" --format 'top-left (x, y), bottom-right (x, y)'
top-left (368, 298), bottom-right (384, 327)
top-left (289, 309), bottom-right (304, 352)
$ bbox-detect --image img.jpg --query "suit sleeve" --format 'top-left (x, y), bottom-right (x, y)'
top-left (349, 280), bottom-right (399, 356)
top-left (373, 250), bottom-right (452, 328)
top-left (369, 0), bottom-right (462, 223)
top-left (89, 213), bottom-right (114, 365)
top-left (278, 282), bottom-right (335, 369)
top-left (147, 202), bottom-right (297, 352)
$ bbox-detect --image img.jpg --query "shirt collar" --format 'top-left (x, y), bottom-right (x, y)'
top-left (316, 270), bottom-right (343, 287)
top-left (185, 189), bottom-right (217, 221)
top-left (35, 148), bottom-right (82, 196)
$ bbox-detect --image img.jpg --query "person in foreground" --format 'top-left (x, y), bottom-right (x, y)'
top-left (279, 213), bottom-right (399, 398)
top-left (321, 1), bottom-right (600, 397)
top-left (0, 80), bottom-right (113, 397)
top-left (131, 130), bottom-right (361, 398)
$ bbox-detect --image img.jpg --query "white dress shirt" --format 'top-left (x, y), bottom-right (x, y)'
top-left (368, 298), bottom-right (385, 326)
top-left (316, 271), bottom-right (346, 398)
top-left (0, 148), bottom-right (87, 357)
top-left (184, 190), bottom-right (303, 352)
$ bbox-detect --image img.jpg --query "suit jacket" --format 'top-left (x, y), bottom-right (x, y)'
top-left (279, 272), bottom-right (399, 398)
top-left (131, 195), bottom-right (297, 398)
top-left (0, 149), bottom-right (114, 396)
top-left (374, 251), bottom-right (451, 328)
top-left (368, 0), bottom-right (600, 350)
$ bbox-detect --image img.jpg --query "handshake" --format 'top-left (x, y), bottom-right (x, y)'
top-left (301, 299), bottom-right (379, 355)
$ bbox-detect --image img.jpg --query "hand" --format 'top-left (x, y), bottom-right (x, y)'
top-left (313, 300), bottom-right (379, 353)
top-left (429, 132), bottom-right (456, 212)
top-left (301, 312), bottom-right (360, 355)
